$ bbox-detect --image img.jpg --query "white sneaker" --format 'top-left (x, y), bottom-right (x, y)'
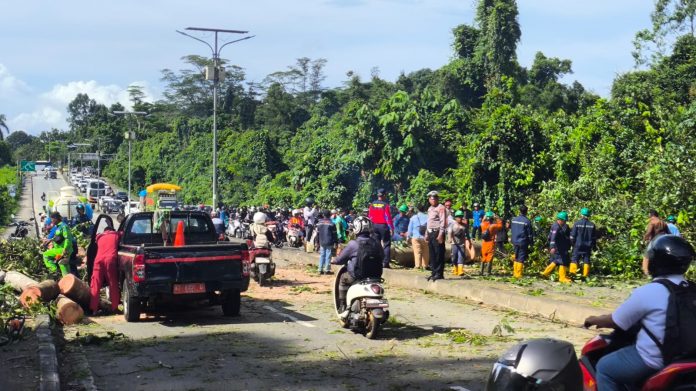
top-left (339, 310), bottom-right (349, 319)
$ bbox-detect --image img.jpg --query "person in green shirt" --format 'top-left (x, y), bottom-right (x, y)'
top-left (332, 209), bottom-right (348, 243)
top-left (42, 212), bottom-right (75, 277)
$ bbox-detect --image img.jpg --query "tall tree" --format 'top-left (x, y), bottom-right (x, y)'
top-left (634, 0), bottom-right (696, 64)
top-left (475, 0), bottom-right (522, 87)
top-left (0, 114), bottom-right (9, 141)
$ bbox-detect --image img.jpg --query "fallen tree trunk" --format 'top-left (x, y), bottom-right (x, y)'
top-left (19, 280), bottom-right (60, 307)
top-left (392, 241), bottom-right (482, 268)
top-left (58, 274), bottom-right (92, 308)
top-left (4, 271), bottom-right (39, 292)
top-left (56, 295), bottom-right (84, 325)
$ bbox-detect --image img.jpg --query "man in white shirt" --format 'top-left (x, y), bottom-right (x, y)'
top-left (584, 235), bottom-right (695, 391)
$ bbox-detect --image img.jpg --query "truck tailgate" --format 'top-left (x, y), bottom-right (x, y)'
top-left (142, 244), bottom-right (245, 284)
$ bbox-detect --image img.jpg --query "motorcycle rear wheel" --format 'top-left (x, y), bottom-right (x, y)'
top-left (364, 313), bottom-right (380, 339)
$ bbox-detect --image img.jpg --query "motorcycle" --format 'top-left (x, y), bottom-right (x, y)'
top-left (287, 224), bottom-right (303, 248)
top-left (9, 218), bottom-right (34, 239)
top-left (265, 220), bottom-right (284, 248)
top-left (580, 329), bottom-right (696, 391)
top-left (485, 333), bottom-right (696, 390)
top-left (332, 265), bottom-right (389, 339)
top-left (248, 242), bottom-right (276, 287)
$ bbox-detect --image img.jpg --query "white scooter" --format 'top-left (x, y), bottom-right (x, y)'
top-left (332, 265), bottom-right (389, 339)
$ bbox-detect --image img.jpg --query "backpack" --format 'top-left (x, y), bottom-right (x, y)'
top-left (643, 279), bottom-right (696, 364)
top-left (353, 237), bottom-right (383, 280)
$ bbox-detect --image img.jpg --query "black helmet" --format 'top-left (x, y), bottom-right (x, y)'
top-left (485, 339), bottom-right (582, 391)
top-left (646, 234), bottom-right (695, 277)
top-left (305, 196), bottom-right (315, 207)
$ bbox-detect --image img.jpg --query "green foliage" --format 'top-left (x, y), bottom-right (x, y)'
top-left (0, 166), bottom-right (20, 225)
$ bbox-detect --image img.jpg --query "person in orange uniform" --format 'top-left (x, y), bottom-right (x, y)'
top-left (89, 224), bottom-right (122, 315)
top-left (480, 211), bottom-right (503, 275)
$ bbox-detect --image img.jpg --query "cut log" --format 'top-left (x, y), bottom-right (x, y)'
top-left (392, 241), bottom-right (482, 268)
top-left (4, 271), bottom-right (39, 292)
top-left (19, 280), bottom-right (60, 307)
top-left (58, 274), bottom-right (91, 307)
top-left (56, 295), bottom-right (84, 325)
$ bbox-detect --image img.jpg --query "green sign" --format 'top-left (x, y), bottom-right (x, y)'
top-left (20, 161), bottom-right (35, 172)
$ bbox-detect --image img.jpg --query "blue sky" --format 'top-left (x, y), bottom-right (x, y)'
top-left (0, 0), bottom-right (654, 135)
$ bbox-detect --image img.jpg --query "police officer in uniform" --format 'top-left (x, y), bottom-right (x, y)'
top-left (510, 205), bottom-right (533, 279)
top-left (570, 207), bottom-right (597, 278)
top-left (368, 188), bottom-right (394, 268)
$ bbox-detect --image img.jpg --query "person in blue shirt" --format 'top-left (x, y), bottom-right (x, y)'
top-left (407, 205), bottom-right (429, 270)
top-left (510, 205), bottom-right (533, 279)
top-left (666, 215), bottom-right (681, 237)
top-left (392, 205), bottom-right (410, 241)
top-left (471, 203), bottom-right (485, 240)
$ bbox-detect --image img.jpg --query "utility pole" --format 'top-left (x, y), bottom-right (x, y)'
top-left (113, 111), bottom-right (148, 205)
top-left (177, 27), bottom-right (254, 208)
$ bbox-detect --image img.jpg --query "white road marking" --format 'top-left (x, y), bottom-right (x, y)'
top-left (263, 305), bottom-right (316, 328)
top-left (450, 387), bottom-right (472, 391)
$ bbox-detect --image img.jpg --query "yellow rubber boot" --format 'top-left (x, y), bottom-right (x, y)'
top-left (541, 263), bottom-right (556, 277)
top-left (451, 265), bottom-right (458, 274)
top-left (558, 266), bottom-right (572, 284)
top-left (583, 263), bottom-right (591, 278)
top-left (513, 262), bottom-right (523, 279)
top-left (456, 264), bottom-right (464, 276)
top-left (569, 262), bottom-right (579, 275)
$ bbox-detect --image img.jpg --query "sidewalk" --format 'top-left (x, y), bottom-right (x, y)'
top-left (274, 247), bottom-right (638, 325)
top-left (1, 174), bottom-right (38, 240)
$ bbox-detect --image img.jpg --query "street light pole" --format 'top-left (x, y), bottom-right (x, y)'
top-left (113, 111), bottom-right (148, 205)
top-left (177, 27), bottom-right (254, 208)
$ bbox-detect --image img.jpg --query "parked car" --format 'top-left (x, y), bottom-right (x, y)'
top-left (87, 213), bottom-right (251, 322)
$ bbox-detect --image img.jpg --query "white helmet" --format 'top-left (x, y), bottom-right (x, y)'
top-left (253, 212), bottom-right (267, 224)
top-left (292, 209), bottom-right (301, 216)
top-left (353, 216), bottom-right (373, 236)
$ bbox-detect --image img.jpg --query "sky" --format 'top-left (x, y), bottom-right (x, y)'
top-left (0, 0), bottom-right (655, 135)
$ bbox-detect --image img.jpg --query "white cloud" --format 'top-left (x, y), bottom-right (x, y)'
top-left (0, 64), bottom-right (31, 96)
top-left (11, 108), bottom-right (64, 131)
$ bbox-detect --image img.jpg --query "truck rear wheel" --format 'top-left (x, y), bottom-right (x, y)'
top-left (221, 289), bottom-right (241, 316)
top-left (123, 284), bottom-right (141, 322)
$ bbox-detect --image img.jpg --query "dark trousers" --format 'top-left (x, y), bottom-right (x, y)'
top-left (373, 223), bottom-right (392, 267)
top-left (514, 244), bottom-right (529, 263)
top-left (338, 272), bottom-right (355, 310)
top-left (428, 231), bottom-right (445, 278)
top-left (472, 226), bottom-right (481, 240)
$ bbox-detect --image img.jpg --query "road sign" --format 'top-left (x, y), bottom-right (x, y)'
top-left (20, 161), bottom-right (35, 172)
top-left (80, 153), bottom-right (99, 161)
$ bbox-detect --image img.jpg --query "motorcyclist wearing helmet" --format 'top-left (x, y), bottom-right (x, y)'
top-left (251, 211), bottom-right (273, 249)
top-left (331, 216), bottom-right (383, 317)
top-left (542, 211), bottom-right (572, 283)
top-left (569, 207), bottom-right (597, 278)
top-left (584, 235), bottom-right (695, 391)
top-left (70, 203), bottom-right (92, 235)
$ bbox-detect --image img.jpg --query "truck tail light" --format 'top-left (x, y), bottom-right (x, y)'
top-left (133, 253), bottom-right (146, 282)
top-left (241, 250), bottom-right (250, 277)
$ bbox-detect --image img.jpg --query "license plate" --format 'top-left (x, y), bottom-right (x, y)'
top-left (365, 299), bottom-right (389, 308)
top-left (255, 257), bottom-right (271, 264)
top-left (173, 283), bottom-right (206, 295)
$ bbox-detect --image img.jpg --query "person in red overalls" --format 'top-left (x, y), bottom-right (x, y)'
top-left (368, 188), bottom-right (394, 268)
top-left (90, 224), bottom-right (122, 315)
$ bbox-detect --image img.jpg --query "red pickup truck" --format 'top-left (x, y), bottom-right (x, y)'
top-left (88, 212), bottom-right (251, 322)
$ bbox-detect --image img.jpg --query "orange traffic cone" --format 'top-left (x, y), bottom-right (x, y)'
top-left (173, 220), bottom-right (185, 247)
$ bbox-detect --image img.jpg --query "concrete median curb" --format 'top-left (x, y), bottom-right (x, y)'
top-left (275, 248), bottom-right (603, 325)
top-left (35, 314), bottom-right (60, 391)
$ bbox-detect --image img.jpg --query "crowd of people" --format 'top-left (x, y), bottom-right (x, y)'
top-left (212, 189), bottom-right (685, 284)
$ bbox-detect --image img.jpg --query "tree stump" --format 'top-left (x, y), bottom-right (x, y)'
top-left (56, 295), bottom-right (84, 325)
top-left (58, 274), bottom-right (91, 308)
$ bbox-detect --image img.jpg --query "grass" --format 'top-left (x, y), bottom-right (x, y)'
top-left (289, 285), bottom-right (315, 294)
top-left (526, 288), bottom-right (545, 296)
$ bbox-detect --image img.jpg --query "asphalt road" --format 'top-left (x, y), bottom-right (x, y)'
top-left (26, 174), bottom-right (596, 390)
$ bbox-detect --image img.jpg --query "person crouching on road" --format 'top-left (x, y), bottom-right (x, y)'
top-left (448, 210), bottom-right (471, 276)
top-left (426, 191), bottom-right (447, 281)
top-left (542, 211), bottom-right (572, 283)
top-left (407, 205), bottom-right (429, 270)
top-left (317, 210), bottom-right (338, 275)
top-left (480, 211), bottom-right (503, 276)
top-left (89, 224), bottom-right (122, 315)
top-left (570, 208), bottom-right (597, 278)
top-left (42, 212), bottom-right (75, 278)
top-left (331, 216), bottom-right (383, 317)
top-left (392, 204), bottom-right (410, 242)
top-left (251, 212), bottom-right (272, 249)
top-left (510, 205), bottom-right (533, 279)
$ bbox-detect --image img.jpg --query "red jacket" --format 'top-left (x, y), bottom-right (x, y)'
top-left (95, 230), bottom-right (122, 261)
top-left (368, 200), bottom-right (393, 229)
